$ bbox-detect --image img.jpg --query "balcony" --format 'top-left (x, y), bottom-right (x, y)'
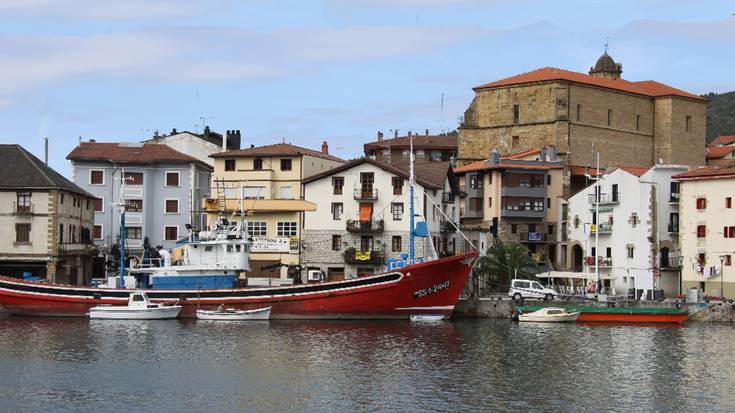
top-left (343, 248), bottom-right (384, 265)
top-left (203, 198), bottom-right (316, 213)
top-left (441, 192), bottom-right (455, 204)
top-left (440, 219), bottom-right (457, 233)
top-left (346, 219), bottom-right (384, 233)
top-left (13, 201), bottom-right (34, 215)
top-left (669, 192), bottom-right (680, 204)
top-left (591, 222), bottom-right (613, 234)
top-left (500, 207), bottom-right (545, 219)
top-left (520, 232), bottom-right (548, 243)
top-left (58, 242), bottom-right (96, 254)
top-left (667, 223), bottom-right (679, 234)
top-left (585, 256), bottom-right (613, 268)
top-left (588, 193), bottom-right (620, 205)
top-left (501, 185), bottom-right (546, 199)
top-left (354, 187), bottom-right (378, 201)
top-left (661, 255), bottom-right (682, 269)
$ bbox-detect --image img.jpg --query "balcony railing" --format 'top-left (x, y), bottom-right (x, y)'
top-left (441, 192), bottom-right (455, 204)
top-left (346, 219), bottom-right (384, 233)
top-left (520, 232), bottom-right (548, 242)
top-left (440, 220), bottom-right (457, 233)
top-left (591, 222), bottom-right (613, 234)
top-left (588, 193), bottom-right (620, 205)
top-left (669, 192), bottom-right (680, 204)
top-left (13, 201), bottom-right (34, 215)
top-left (343, 248), bottom-right (384, 265)
top-left (354, 187), bottom-right (378, 201)
top-left (667, 223), bottom-right (679, 234)
top-left (58, 242), bottom-right (96, 253)
top-left (661, 255), bottom-right (682, 269)
top-left (585, 256), bottom-right (613, 268)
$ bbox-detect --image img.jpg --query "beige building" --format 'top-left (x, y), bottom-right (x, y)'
top-left (453, 146), bottom-right (564, 268)
top-left (206, 143), bottom-right (345, 279)
top-left (675, 161), bottom-right (735, 298)
top-left (364, 130), bottom-right (457, 167)
top-left (0, 145), bottom-right (97, 285)
top-left (458, 52), bottom-right (707, 196)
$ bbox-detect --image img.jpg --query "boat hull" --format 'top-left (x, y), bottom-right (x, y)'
top-left (519, 313), bottom-right (579, 323)
top-left (517, 305), bottom-right (689, 324)
top-left (89, 305), bottom-right (182, 320)
top-left (0, 252), bottom-right (476, 319)
top-left (196, 307), bottom-right (271, 321)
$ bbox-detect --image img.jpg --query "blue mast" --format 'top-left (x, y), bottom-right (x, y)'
top-left (409, 134), bottom-right (415, 264)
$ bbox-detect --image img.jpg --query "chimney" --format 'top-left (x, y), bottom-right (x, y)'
top-left (171, 128), bottom-right (177, 134)
top-left (44, 138), bottom-right (48, 165)
top-left (548, 145), bottom-right (557, 161)
top-left (250, 144), bottom-right (255, 148)
top-left (489, 149), bottom-right (501, 165)
top-left (539, 147), bottom-right (547, 162)
top-left (425, 129), bottom-right (429, 136)
top-left (377, 131), bottom-right (383, 142)
top-left (321, 140), bottom-right (329, 154)
top-left (394, 130), bottom-right (398, 138)
top-left (225, 129), bottom-right (242, 150)
top-left (408, 131), bottom-right (412, 137)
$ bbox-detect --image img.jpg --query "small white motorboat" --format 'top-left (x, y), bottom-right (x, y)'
top-left (89, 292), bottom-right (182, 320)
top-left (518, 307), bottom-right (580, 323)
top-left (410, 314), bottom-right (446, 322)
top-left (196, 305), bottom-right (271, 321)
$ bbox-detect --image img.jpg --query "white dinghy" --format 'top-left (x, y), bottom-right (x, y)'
top-left (518, 307), bottom-right (580, 323)
top-left (196, 305), bottom-right (271, 321)
top-left (410, 314), bottom-right (446, 322)
top-left (89, 292), bottom-right (182, 320)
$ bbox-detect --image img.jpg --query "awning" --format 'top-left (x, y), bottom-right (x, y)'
top-left (536, 271), bottom-right (615, 280)
top-left (359, 203), bottom-right (373, 222)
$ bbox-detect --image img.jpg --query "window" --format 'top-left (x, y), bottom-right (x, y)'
top-left (430, 150), bottom-right (442, 162)
top-left (165, 172), bottom-right (179, 187)
top-left (360, 236), bottom-right (373, 252)
top-left (576, 104), bottom-right (581, 121)
top-left (125, 199), bottom-right (143, 212)
top-left (726, 255), bottom-right (732, 266)
top-left (90, 170), bottom-right (104, 185)
top-left (93, 198), bottom-right (103, 212)
top-left (391, 203), bottom-right (404, 220)
top-left (401, 149), bottom-right (410, 158)
top-left (696, 197), bottom-right (707, 210)
top-left (60, 194), bottom-right (64, 204)
top-left (165, 199), bottom-right (179, 214)
top-left (686, 115), bottom-right (692, 132)
top-left (93, 225), bottom-right (103, 240)
top-left (16, 193), bottom-right (31, 213)
top-left (469, 197), bottom-right (483, 211)
top-left (224, 159), bottom-right (236, 171)
top-left (513, 104), bottom-right (520, 124)
top-left (248, 221), bottom-right (267, 236)
top-left (280, 186), bottom-right (293, 199)
top-left (548, 225), bottom-right (554, 234)
top-left (727, 197), bottom-right (732, 209)
top-left (511, 224), bottom-right (517, 234)
top-left (280, 159), bottom-right (292, 171)
top-left (547, 198), bottom-right (551, 208)
top-left (332, 235), bottom-right (341, 251)
top-left (697, 225), bottom-right (706, 238)
top-left (607, 109), bottom-right (612, 126)
top-left (528, 224), bottom-right (536, 232)
top-left (392, 177), bottom-right (403, 195)
top-left (636, 114), bottom-right (641, 131)
top-left (415, 150), bottom-right (425, 158)
top-left (724, 226), bottom-right (735, 238)
top-left (488, 197), bottom-right (492, 208)
top-left (123, 172), bottom-right (143, 185)
top-left (242, 186), bottom-right (265, 199)
top-left (469, 174), bottom-right (483, 189)
top-left (512, 136), bottom-right (519, 148)
top-left (253, 158), bottom-right (263, 170)
top-left (277, 221), bottom-right (297, 236)
top-left (606, 247), bottom-right (612, 258)
top-left (15, 224), bottom-right (30, 243)
top-left (392, 236), bottom-right (402, 252)
top-left (627, 245), bottom-right (634, 259)
top-left (332, 177), bottom-right (344, 195)
top-left (331, 203), bottom-right (343, 220)
top-left (59, 224), bottom-right (63, 243)
top-left (164, 226), bottom-right (178, 241)
top-left (125, 227), bottom-right (142, 239)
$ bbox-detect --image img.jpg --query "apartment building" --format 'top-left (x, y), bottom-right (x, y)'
top-left (0, 144), bottom-right (97, 284)
top-left (144, 126), bottom-right (242, 166)
top-left (566, 165), bottom-right (687, 297)
top-left (206, 143), bottom-right (344, 279)
top-left (674, 161), bottom-right (735, 298)
top-left (364, 130), bottom-right (457, 167)
top-left (301, 158), bottom-right (458, 280)
top-left (68, 141), bottom-right (212, 254)
top-left (454, 147), bottom-right (564, 268)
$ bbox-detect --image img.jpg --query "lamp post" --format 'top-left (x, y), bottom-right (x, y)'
top-left (505, 252), bottom-right (511, 282)
top-left (719, 255), bottom-right (727, 300)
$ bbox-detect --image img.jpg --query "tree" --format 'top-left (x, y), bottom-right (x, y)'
top-left (474, 240), bottom-right (538, 293)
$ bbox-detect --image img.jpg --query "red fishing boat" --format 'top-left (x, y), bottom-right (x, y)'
top-left (0, 252), bottom-right (476, 319)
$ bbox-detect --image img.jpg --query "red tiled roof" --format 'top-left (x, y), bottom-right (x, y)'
top-left (569, 166), bottom-right (603, 177)
top-left (364, 133), bottom-right (457, 150)
top-left (617, 166), bottom-right (651, 177)
top-left (454, 160), bottom-right (561, 174)
top-left (504, 148), bottom-right (541, 159)
top-left (67, 142), bottom-right (206, 166)
top-left (211, 143), bottom-right (344, 163)
top-left (706, 146), bottom-right (735, 159)
top-left (710, 135), bottom-right (735, 147)
top-left (674, 160), bottom-right (735, 181)
top-left (474, 67), bottom-right (707, 102)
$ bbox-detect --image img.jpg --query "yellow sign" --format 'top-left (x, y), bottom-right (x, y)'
top-left (532, 253), bottom-right (541, 262)
top-left (590, 224), bottom-right (597, 233)
top-left (355, 251), bottom-right (372, 261)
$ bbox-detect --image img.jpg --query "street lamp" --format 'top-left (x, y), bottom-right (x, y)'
top-left (719, 255), bottom-right (727, 300)
top-left (505, 252), bottom-right (511, 281)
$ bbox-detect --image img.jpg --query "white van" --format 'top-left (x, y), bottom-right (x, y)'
top-left (508, 279), bottom-right (556, 301)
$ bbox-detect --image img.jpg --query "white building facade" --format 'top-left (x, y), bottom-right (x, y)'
top-left (302, 159), bottom-right (459, 280)
top-left (566, 165), bottom-right (687, 298)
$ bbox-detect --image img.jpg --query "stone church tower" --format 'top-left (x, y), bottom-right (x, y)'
top-left (589, 51), bottom-right (623, 80)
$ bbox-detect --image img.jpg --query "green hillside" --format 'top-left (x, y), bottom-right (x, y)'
top-left (704, 91), bottom-right (735, 143)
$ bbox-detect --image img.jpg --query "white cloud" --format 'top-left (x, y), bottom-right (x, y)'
top-left (0, 0), bottom-right (225, 20)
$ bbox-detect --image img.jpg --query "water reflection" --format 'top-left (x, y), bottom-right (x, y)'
top-left (1, 317), bottom-right (734, 412)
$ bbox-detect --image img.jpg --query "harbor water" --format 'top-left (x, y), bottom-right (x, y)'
top-left (1, 316), bottom-right (734, 412)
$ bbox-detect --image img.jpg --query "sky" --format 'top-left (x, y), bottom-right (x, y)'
top-left (0, 0), bottom-right (734, 176)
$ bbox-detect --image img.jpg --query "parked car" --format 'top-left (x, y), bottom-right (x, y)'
top-left (508, 279), bottom-right (556, 301)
